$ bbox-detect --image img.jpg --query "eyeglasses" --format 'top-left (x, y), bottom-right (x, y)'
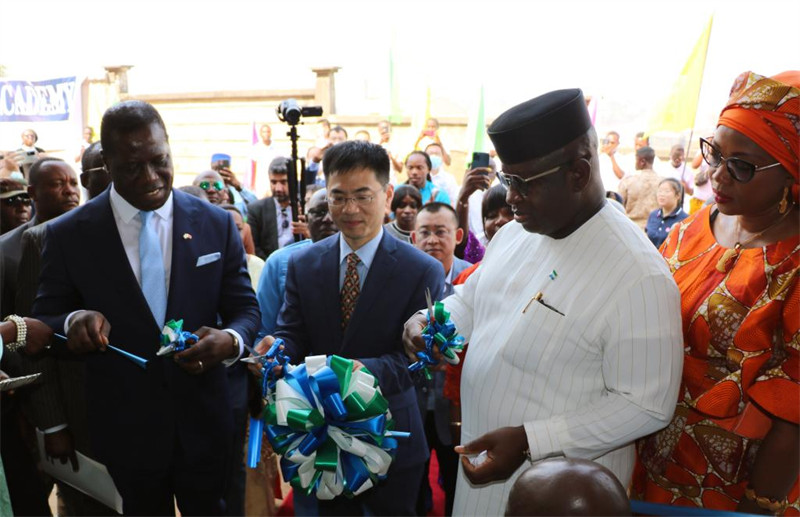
top-left (83, 166), bottom-right (107, 174)
top-left (199, 180), bottom-right (225, 192)
top-left (328, 189), bottom-right (381, 207)
top-left (699, 138), bottom-right (782, 183)
top-left (416, 228), bottom-right (453, 240)
top-left (496, 160), bottom-right (569, 197)
top-left (1, 195), bottom-right (32, 207)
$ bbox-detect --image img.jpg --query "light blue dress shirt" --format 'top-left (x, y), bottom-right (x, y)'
top-left (338, 228), bottom-right (383, 291)
top-left (255, 239), bottom-right (312, 341)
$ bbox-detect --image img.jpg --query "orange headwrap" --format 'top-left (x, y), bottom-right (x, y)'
top-left (717, 70), bottom-right (800, 201)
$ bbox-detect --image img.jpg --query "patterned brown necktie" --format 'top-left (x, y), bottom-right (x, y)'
top-left (340, 252), bottom-right (361, 329)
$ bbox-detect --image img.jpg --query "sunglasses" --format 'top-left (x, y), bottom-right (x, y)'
top-left (496, 160), bottom-right (570, 197)
top-left (199, 180), bottom-right (225, 192)
top-left (280, 208), bottom-right (289, 229)
top-left (2, 194), bottom-right (32, 207)
top-left (699, 138), bottom-right (782, 183)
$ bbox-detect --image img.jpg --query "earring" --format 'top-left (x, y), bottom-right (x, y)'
top-left (778, 186), bottom-right (790, 214)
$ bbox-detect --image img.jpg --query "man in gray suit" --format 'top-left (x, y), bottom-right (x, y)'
top-left (410, 201), bottom-right (470, 516)
top-left (246, 156), bottom-right (297, 259)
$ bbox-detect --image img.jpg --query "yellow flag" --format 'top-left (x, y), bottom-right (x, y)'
top-left (647, 15), bottom-right (713, 135)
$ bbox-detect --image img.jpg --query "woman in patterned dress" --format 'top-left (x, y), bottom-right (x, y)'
top-left (632, 71), bottom-right (800, 514)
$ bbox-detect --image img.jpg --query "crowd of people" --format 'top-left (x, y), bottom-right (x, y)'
top-left (0, 68), bottom-right (797, 517)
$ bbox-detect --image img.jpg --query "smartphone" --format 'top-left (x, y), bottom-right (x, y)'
top-left (211, 153), bottom-right (232, 171)
top-left (472, 152), bottom-right (490, 171)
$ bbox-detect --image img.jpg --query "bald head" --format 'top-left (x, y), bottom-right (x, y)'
top-left (193, 170), bottom-right (226, 204)
top-left (505, 458), bottom-right (631, 516)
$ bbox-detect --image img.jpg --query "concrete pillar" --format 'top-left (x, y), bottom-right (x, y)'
top-left (312, 67), bottom-right (341, 116)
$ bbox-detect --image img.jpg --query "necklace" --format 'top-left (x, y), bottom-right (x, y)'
top-left (716, 210), bottom-right (793, 273)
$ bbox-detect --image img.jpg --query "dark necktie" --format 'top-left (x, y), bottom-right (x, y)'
top-left (340, 252), bottom-right (361, 329)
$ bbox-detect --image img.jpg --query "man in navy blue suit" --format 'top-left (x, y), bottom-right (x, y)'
top-left (264, 140), bottom-right (444, 515)
top-left (33, 100), bottom-right (260, 516)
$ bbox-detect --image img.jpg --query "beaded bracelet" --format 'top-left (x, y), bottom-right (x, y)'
top-left (3, 315), bottom-right (27, 352)
top-left (744, 487), bottom-right (788, 514)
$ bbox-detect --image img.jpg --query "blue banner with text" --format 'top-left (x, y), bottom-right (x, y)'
top-left (0, 77), bottom-right (78, 122)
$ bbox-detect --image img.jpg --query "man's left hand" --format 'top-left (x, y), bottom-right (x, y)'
top-left (218, 168), bottom-right (242, 191)
top-left (175, 327), bottom-right (237, 374)
top-left (454, 425), bottom-right (528, 485)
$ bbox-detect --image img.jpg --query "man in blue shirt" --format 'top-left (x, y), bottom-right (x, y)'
top-left (256, 188), bottom-right (337, 340)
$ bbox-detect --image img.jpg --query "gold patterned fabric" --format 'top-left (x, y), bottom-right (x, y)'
top-left (632, 205), bottom-right (800, 512)
top-left (340, 252), bottom-right (361, 329)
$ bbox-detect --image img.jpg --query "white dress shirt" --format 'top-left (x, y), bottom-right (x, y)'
top-left (444, 202), bottom-right (683, 515)
top-left (66, 186), bottom-right (243, 363)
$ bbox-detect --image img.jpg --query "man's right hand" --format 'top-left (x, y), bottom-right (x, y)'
top-left (66, 311), bottom-right (110, 354)
top-left (402, 313), bottom-right (429, 362)
top-left (44, 429), bottom-right (79, 472)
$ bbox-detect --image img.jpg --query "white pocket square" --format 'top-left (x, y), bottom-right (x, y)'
top-left (196, 252), bottom-right (221, 267)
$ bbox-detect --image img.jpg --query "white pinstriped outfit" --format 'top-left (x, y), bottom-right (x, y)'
top-left (444, 202), bottom-right (684, 515)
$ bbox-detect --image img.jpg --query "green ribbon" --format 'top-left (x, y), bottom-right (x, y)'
top-left (287, 408), bottom-right (325, 431)
top-left (314, 437), bottom-right (339, 472)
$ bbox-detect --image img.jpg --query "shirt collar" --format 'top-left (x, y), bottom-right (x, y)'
top-left (445, 262), bottom-right (455, 286)
top-left (339, 228), bottom-right (383, 269)
top-left (110, 184), bottom-right (174, 223)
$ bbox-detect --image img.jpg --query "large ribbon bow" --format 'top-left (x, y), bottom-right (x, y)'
top-left (264, 355), bottom-right (407, 499)
top-left (409, 302), bottom-right (465, 379)
top-left (156, 319), bottom-right (199, 356)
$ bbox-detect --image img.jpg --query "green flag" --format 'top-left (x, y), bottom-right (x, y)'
top-left (466, 84), bottom-right (487, 164)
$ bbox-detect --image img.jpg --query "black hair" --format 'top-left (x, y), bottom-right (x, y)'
top-left (100, 100), bottom-right (167, 157)
top-left (404, 151), bottom-right (433, 183)
top-left (268, 156), bottom-right (291, 175)
top-left (331, 125), bottom-right (348, 138)
top-left (391, 184), bottom-right (423, 212)
top-left (322, 140), bottom-right (390, 185)
top-left (29, 157), bottom-right (67, 187)
top-left (81, 141), bottom-right (104, 171)
top-left (636, 146), bottom-right (656, 164)
top-left (482, 184), bottom-right (510, 221)
top-left (635, 131), bottom-right (648, 141)
top-left (419, 201), bottom-right (459, 226)
top-left (659, 177), bottom-right (685, 207)
top-left (220, 203), bottom-right (243, 217)
top-left (405, 150), bottom-right (432, 171)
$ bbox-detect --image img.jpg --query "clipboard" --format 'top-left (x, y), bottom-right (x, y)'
top-left (36, 430), bottom-right (124, 513)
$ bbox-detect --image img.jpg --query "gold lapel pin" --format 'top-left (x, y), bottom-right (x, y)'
top-left (183, 233), bottom-right (192, 240)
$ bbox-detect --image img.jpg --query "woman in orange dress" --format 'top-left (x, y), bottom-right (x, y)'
top-left (632, 71), bottom-right (800, 514)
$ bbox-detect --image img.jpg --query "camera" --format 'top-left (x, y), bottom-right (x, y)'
top-left (276, 99), bottom-right (323, 125)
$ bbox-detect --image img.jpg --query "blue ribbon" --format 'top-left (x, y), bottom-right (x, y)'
top-left (409, 304), bottom-right (465, 377)
top-left (263, 355), bottom-right (406, 499)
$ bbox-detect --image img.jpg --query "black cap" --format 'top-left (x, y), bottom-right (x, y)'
top-left (488, 89), bottom-right (591, 165)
